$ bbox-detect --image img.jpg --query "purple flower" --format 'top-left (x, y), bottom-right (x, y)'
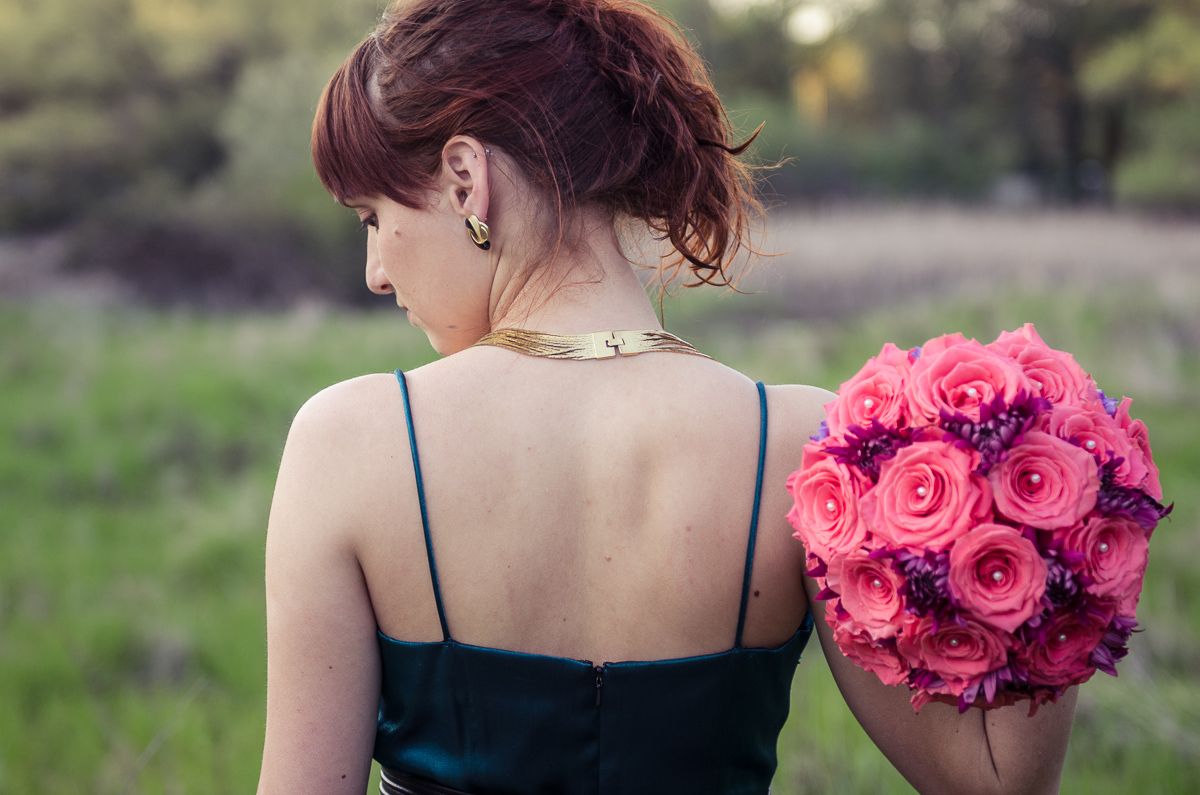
top-left (959, 663), bottom-right (1031, 712)
top-left (823, 420), bottom-right (909, 482)
top-left (1043, 556), bottom-right (1080, 608)
top-left (1089, 615), bottom-right (1139, 677)
top-left (907, 667), bottom-right (946, 692)
top-left (813, 586), bottom-right (838, 601)
top-left (939, 392), bottom-right (1050, 474)
top-left (895, 549), bottom-right (957, 625)
top-left (1096, 459), bottom-right (1173, 531)
top-left (1097, 389), bottom-right (1119, 418)
top-left (810, 419), bottom-right (830, 442)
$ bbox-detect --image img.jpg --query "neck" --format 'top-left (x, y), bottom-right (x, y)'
top-left (487, 212), bottom-right (664, 335)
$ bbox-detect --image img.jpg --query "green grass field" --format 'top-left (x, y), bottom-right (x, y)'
top-left (1, 285), bottom-right (1196, 794)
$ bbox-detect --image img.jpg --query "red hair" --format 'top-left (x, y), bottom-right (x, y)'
top-left (312, 0), bottom-right (762, 286)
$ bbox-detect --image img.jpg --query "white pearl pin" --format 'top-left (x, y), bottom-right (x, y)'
top-left (916, 486), bottom-right (928, 497)
top-left (1099, 542), bottom-right (1110, 553)
top-left (966, 387), bottom-right (978, 398)
top-left (1086, 440), bottom-right (1097, 450)
top-left (948, 638), bottom-right (960, 647)
top-left (1030, 473), bottom-right (1042, 484)
top-left (992, 570), bottom-right (1004, 582)
top-left (826, 500), bottom-right (837, 512)
top-left (872, 579), bottom-right (882, 589)
top-left (864, 398), bottom-right (875, 409)
top-left (1057, 633), bottom-right (1069, 644)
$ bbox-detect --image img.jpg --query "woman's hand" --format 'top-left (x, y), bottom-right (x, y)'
top-left (806, 573), bottom-right (1077, 795)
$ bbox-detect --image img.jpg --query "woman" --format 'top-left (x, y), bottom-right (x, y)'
top-left (257, 1), bottom-right (1077, 793)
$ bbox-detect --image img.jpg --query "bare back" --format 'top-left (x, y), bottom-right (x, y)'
top-left (335, 348), bottom-right (829, 664)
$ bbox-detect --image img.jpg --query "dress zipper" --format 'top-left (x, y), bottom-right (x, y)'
top-left (594, 664), bottom-right (605, 707)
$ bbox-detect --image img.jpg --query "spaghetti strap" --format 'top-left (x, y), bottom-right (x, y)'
top-left (395, 370), bottom-right (451, 641)
top-left (734, 381), bottom-right (768, 649)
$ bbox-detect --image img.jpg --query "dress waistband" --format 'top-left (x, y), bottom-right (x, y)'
top-left (380, 768), bottom-right (473, 795)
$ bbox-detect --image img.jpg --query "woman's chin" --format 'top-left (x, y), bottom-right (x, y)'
top-left (421, 327), bottom-right (457, 357)
top-left (425, 328), bottom-right (490, 358)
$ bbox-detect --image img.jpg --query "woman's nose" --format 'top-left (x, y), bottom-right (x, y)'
top-left (365, 239), bottom-right (394, 295)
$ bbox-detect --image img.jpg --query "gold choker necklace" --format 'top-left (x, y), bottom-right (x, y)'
top-left (471, 328), bottom-right (711, 361)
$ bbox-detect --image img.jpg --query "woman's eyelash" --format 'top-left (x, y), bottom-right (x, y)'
top-left (358, 216), bottom-right (378, 232)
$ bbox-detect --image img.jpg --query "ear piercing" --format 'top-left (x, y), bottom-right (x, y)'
top-left (466, 215), bottom-right (491, 250)
top-left (466, 149), bottom-right (492, 249)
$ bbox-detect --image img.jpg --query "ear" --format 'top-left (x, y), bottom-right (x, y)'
top-left (440, 136), bottom-right (491, 223)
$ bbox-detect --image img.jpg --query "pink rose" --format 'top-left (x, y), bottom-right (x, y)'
top-left (1115, 571), bottom-right (1145, 618)
top-left (824, 597), bottom-right (859, 636)
top-left (826, 343), bottom-right (914, 435)
top-left (1116, 397), bottom-right (1163, 499)
top-left (908, 336), bottom-right (1032, 424)
top-left (988, 431), bottom-right (1099, 529)
top-left (865, 440), bottom-right (993, 552)
top-left (911, 687), bottom-right (1030, 712)
top-left (948, 524), bottom-right (1048, 633)
top-left (826, 550), bottom-right (906, 640)
top-left (832, 623), bottom-right (909, 686)
top-left (988, 324), bottom-right (1097, 406)
top-left (787, 445), bottom-right (871, 561)
top-left (897, 616), bottom-right (1010, 695)
top-left (909, 689), bottom-right (960, 712)
top-left (1062, 515), bottom-right (1148, 603)
top-left (989, 323), bottom-right (1049, 351)
top-left (1038, 404), bottom-right (1141, 486)
top-left (1017, 608), bottom-right (1108, 685)
top-left (920, 332), bottom-right (971, 357)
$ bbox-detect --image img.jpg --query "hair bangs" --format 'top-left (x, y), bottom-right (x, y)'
top-left (312, 41), bottom-right (423, 206)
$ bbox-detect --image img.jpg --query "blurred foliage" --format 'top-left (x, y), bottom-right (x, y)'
top-left (1083, 6), bottom-right (1200, 208)
top-left (0, 0), bottom-right (377, 227)
top-left (661, 0), bottom-right (1158, 200)
top-left (1, 0), bottom-right (1198, 303)
top-left (0, 0), bottom-right (380, 301)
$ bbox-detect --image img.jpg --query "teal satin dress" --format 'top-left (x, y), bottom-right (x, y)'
top-left (374, 371), bottom-right (814, 794)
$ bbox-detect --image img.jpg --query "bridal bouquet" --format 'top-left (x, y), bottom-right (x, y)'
top-left (787, 324), bottom-right (1171, 713)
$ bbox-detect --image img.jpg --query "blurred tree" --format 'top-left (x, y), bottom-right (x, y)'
top-left (655, 0), bottom-right (1158, 201)
top-left (816, 0), bottom-right (1156, 199)
top-left (0, 0), bottom-right (378, 231)
top-left (1083, 5), bottom-right (1200, 208)
top-left (665, 0), bottom-right (805, 99)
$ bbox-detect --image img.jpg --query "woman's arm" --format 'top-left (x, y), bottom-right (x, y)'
top-left (805, 574), bottom-right (1077, 795)
top-left (257, 387), bottom-right (384, 795)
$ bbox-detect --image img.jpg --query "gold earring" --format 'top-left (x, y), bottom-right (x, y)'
top-left (465, 215), bottom-right (491, 251)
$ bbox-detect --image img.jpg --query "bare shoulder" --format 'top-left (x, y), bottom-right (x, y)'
top-left (271, 373), bottom-right (410, 544)
top-left (288, 372), bottom-right (402, 445)
top-left (765, 382), bottom-right (836, 405)
top-left (764, 383), bottom-right (834, 443)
